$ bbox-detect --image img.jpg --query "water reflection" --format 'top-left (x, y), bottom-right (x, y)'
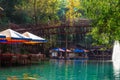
top-left (0, 60), bottom-right (119, 80)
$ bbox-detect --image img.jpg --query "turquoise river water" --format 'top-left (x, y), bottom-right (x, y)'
top-left (0, 59), bottom-right (120, 80)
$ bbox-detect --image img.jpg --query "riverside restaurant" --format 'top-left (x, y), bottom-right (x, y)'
top-left (0, 29), bottom-right (47, 66)
top-left (0, 29), bottom-right (120, 80)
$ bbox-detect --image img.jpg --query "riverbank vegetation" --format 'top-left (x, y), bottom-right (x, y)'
top-left (0, 0), bottom-right (119, 49)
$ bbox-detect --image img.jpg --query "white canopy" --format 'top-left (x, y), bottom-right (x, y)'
top-left (22, 32), bottom-right (47, 43)
top-left (0, 29), bottom-right (30, 40)
top-left (0, 29), bottom-right (31, 43)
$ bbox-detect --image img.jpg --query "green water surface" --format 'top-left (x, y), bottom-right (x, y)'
top-left (0, 60), bottom-right (119, 80)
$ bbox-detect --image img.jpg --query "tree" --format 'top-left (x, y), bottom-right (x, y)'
top-left (82, 0), bottom-right (120, 47)
top-left (0, 0), bottom-right (61, 24)
top-left (65, 0), bottom-right (81, 26)
top-left (0, 0), bottom-right (32, 24)
top-left (16, 0), bottom-right (61, 25)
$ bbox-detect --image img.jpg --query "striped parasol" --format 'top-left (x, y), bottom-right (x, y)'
top-left (22, 32), bottom-right (47, 44)
top-left (0, 29), bottom-right (31, 43)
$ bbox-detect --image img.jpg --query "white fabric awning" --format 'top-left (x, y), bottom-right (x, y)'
top-left (0, 29), bottom-right (30, 40)
top-left (22, 32), bottom-right (47, 43)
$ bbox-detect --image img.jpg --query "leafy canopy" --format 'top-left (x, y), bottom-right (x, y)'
top-left (82, 0), bottom-right (120, 46)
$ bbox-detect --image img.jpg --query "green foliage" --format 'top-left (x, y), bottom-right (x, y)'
top-left (82, 0), bottom-right (120, 46)
top-left (12, 11), bottom-right (33, 24)
top-left (0, 0), bottom-right (84, 26)
top-left (65, 0), bottom-right (81, 25)
top-left (0, 0), bottom-right (21, 22)
top-left (0, 0), bottom-right (61, 24)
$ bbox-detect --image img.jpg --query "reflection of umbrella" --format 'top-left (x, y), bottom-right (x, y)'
top-left (73, 48), bottom-right (84, 53)
top-left (0, 29), bottom-right (30, 43)
top-left (52, 48), bottom-right (65, 52)
top-left (22, 32), bottom-right (47, 44)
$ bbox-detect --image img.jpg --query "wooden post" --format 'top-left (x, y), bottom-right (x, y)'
top-left (65, 26), bottom-right (68, 60)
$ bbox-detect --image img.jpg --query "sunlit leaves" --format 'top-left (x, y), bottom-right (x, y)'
top-left (82, 0), bottom-right (120, 46)
top-left (65, 0), bottom-right (81, 25)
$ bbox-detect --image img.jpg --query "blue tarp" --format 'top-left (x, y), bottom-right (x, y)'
top-left (52, 48), bottom-right (84, 53)
top-left (52, 48), bottom-right (65, 52)
top-left (62, 48), bottom-right (66, 50)
top-left (53, 48), bottom-right (59, 51)
top-left (73, 48), bottom-right (84, 53)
